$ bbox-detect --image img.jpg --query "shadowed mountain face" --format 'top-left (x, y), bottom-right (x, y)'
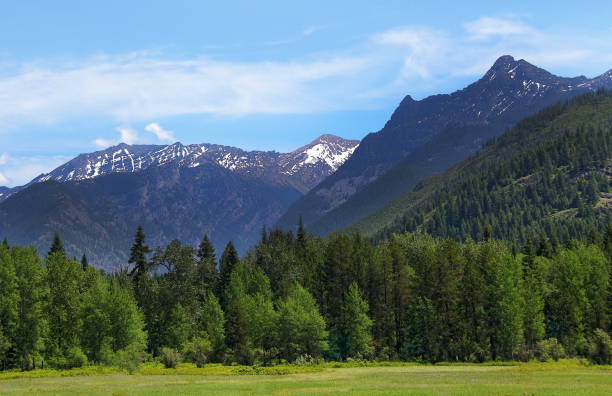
top-left (276, 55), bottom-right (612, 235)
top-left (0, 135), bottom-right (358, 271)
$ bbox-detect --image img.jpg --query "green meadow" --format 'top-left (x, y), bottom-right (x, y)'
top-left (0, 360), bottom-right (610, 395)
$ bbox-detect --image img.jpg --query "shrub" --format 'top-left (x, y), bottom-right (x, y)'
top-left (587, 329), bottom-right (612, 365)
top-left (182, 338), bottom-right (212, 368)
top-left (293, 354), bottom-right (322, 366)
top-left (159, 347), bottom-right (181, 369)
top-left (49, 346), bottom-right (89, 369)
top-left (535, 338), bottom-right (565, 362)
top-left (115, 344), bottom-right (149, 374)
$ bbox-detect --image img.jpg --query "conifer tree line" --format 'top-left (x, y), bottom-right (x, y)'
top-left (0, 222), bottom-right (611, 371)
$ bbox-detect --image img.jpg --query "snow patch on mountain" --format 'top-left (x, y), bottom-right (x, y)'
top-left (10, 134), bottom-right (359, 196)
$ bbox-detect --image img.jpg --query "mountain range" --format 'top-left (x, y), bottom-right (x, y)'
top-left (276, 55), bottom-right (612, 235)
top-left (0, 135), bottom-right (358, 270)
top-left (1, 55), bottom-right (610, 271)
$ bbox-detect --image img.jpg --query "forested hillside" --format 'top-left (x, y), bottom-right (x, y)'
top-left (352, 91), bottom-right (612, 244)
top-left (278, 56), bottom-right (612, 236)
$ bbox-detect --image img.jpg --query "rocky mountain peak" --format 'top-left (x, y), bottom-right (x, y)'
top-left (0, 134), bottom-right (360, 202)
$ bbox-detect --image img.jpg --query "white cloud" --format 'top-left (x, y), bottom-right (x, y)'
top-left (145, 123), bottom-right (176, 143)
top-left (93, 126), bottom-right (139, 148)
top-left (0, 54), bottom-right (371, 130)
top-left (303, 25), bottom-right (323, 36)
top-left (464, 17), bottom-right (534, 40)
top-left (0, 153), bottom-right (9, 184)
top-left (0, 16), bottom-right (610, 135)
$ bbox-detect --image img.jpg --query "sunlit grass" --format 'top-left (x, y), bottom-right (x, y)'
top-left (0, 360), bottom-right (610, 395)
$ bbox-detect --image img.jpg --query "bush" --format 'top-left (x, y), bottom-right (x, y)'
top-left (49, 347), bottom-right (89, 369)
top-left (115, 344), bottom-right (149, 374)
top-left (182, 338), bottom-right (212, 368)
top-left (535, 338), bottom-right (565, 362)
top-left (159, 347), bottom-right (181, 369)
top-left (293, 354), bottom-right (322, 366)
top-left (587, 329), bottom-right (612, 365)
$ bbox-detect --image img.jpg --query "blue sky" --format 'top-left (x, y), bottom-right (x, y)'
top-left (1, 0), bottom-right (612, 186)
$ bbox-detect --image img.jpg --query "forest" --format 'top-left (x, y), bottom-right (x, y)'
top-left (0, 221), bottom-right (610, 372)
top-left (358, 91), bottom-right (612, 244)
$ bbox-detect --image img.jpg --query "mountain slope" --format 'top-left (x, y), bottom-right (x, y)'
top-left (351, 91), bottom-right (612, 243)
top-left (0, 135), bottom-right (358, 270)
top-left (277, 55), bottom-right (612, 234)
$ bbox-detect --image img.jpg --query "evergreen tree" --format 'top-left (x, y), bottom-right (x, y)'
top-left (48, 233), bottom-right (65, 257)
top-left (342, 282), bottom-right (374, 359)
top-left (218, 241), bottom-right (239, 308)
top-left (297, 216), bottom-right (307, 247)
top-left (0, 243), bottom-right (19, 369)
top-left (45, 252), bottom-right (85, 364)
top-left (128, 226), bottom-right (150, 278)
top-left (196, 234), bottom-right (218, 301)
top-left (491, 251), bottom-right (524, 360)
top-left (81, 254), bottom-right (89, 270)
top-left (12, 247), bottom-right (47, 370)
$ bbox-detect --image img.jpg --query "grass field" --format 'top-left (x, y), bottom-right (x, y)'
top-left (0, 360), bottom-right (610, 395)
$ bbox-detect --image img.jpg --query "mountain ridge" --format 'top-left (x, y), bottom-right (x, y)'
top-left (277, 55), bottom-right (612, 235)
top-left (0, 134), bottom-right (359, 200)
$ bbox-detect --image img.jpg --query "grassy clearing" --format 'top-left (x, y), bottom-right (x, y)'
top-left (0, 360), bottom-right (610, 395)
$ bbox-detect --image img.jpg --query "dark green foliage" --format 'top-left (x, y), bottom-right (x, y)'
top-left (48, 233), bottom-right (65, 257)
top-left (128, 226), bottom-right (150, 278)
top-left (196, 234), bottom-right (218, 301)
top-left (587, 329), bottom-right (612, 364)
top-left (218, 241), bottom-right (239, 308)
top-left (358, 92), bottom-right (612, 247)
top-left (81, 254), bottom-right (88, 270)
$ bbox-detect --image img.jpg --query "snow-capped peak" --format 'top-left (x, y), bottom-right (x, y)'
top-left (20, 134), bottom-right (359, 195)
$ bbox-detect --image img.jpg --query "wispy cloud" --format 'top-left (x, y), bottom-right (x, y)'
top-left (464, 17), bottom-right (534, 40)
top-left (0, 153), bottom-right (9, 184)
top-left (0, 54), bottom-right (371, 129)
top-left (0, 15), bottom-right (610, 135)
top-left (93, 126), bottom-right (139, 148)
top-left (303, 25), bottom-right (323, 36)
top-left (145, 123), bottom-right (176, 143)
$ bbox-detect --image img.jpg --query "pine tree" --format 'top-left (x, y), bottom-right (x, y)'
top-left (128, 226), bottom-right (150, 278)
top-left (0, 243), bottom-right (19, 369)
top-left (218, 241), bottom-right (239, 308)
top-left (48, 233), bottom-right (65, 257)
top-left (196, 234), bottom-right (218, 300)
top-left (81, 254), bottom-right (89, 270)
top-left (297, 216), bottom-right (307, 247)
